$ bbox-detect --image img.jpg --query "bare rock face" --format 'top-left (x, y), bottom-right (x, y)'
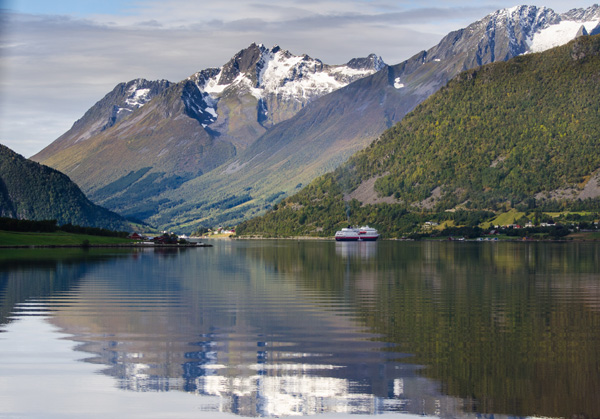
top-left (571, 33), bottom-right (600, 60)
top-left (218, 43), bottom-right (265, 86)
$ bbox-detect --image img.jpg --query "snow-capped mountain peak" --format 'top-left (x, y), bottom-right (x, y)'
top-left (488, 5), bottom-right (559, 29)
top-left (480, 4), bottom-right (600, 55)
top-left (124, 79), bottom-right (154, 108)
top-left (188, 43), bottom-right (385, 131)
top-left (428, 4), bottom-right (600, 69)
top-left (195, 44), bottom-right (384, 99)
top-left (562, 4), bottom-right (600, 22)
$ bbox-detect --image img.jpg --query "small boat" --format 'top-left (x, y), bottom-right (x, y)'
top-left (357, 226), bottom-right (379, 241)
top-left (334, 228), bottom-right (360, 241)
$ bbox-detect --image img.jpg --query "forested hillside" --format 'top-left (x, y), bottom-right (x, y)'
top-left (236, 35), bottom-right (600, 237)
top-left (0, 144), bottom-right (131, 230)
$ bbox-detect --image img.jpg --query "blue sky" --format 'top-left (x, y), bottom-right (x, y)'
top-left (1, 0), bottom-right (598, 157)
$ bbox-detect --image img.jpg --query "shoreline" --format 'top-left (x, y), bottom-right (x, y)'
top-left (2, 236), bottom-right (598, 247)
top-left (0, 242), bottom-right (212, 249)
top-left (233, 236), bottom-right (599, 242)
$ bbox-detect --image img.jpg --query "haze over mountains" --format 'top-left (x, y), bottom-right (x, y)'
top-left (31, 5), bottom-right (600, 232)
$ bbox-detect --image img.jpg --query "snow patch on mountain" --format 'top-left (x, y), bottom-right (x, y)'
top-left (125, 87), bottom-right (151, 107)
top-left (528, 20), bottom-right (599, 52)
top-left (203, 76), bottom-right (228, 96)
top-left (114, 81), bottom-right (163, 118)
top-left (205, 107), bottom-right (217, 118)
top-left (255, 48), bottom-right (382, 101)
top-left (116, 107), bottom-right (132, 117)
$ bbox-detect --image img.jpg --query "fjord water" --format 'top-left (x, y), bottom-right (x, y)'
top-left (0, 241), bottom-right (599, 418)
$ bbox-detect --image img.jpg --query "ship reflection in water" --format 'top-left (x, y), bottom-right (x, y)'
top-left (335, 241), bottom-right (378, 259)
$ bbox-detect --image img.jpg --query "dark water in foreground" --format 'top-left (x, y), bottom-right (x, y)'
top-left (0, 240), bottom-right (599, 418)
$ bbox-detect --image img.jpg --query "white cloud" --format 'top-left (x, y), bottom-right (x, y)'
top-left (0, 0), bottom-right (597, 157)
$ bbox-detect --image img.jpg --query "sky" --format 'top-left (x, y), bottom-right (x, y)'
top-left (1, 0), bottom-right (597, 158)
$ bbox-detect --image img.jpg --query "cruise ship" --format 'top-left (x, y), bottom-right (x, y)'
top-left (334, 226), bottom-right (379, 241)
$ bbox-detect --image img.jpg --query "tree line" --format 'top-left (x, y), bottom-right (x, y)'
top-left (0, 217), bottom-right (129, 237)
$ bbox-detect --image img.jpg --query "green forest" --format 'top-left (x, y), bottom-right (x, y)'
top-left (0, 144), bottom-right (131, 230)
top-left (236, 35), bottom-right (600, 237)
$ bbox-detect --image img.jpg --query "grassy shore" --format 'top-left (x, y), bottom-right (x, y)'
top-left (0, 230), bottom-right (134, 246)
top-left (565, 231), bottom-right (600, 241)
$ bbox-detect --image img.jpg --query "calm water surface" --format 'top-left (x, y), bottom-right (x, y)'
top-left (0, 240), bottom-right (599, 418)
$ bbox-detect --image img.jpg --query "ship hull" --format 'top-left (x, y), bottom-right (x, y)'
top-left (359, 236), bottom-right (378, 241)
top-left (335, 236), bottom-right (359, 241)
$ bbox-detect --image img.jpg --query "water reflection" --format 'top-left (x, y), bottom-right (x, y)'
top-left (0, 248), bottom-right (136, 326)
top-left (335, 241), bottom-right (378, 259)
top-left (1, 242), bottom-right (599, 418)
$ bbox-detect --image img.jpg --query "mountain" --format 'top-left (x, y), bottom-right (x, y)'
top-left (31, 44), bottom-right (384, 219)
top-left (191, 44), bottom-right (385, 147)
top-left (32, 79), bottom-right (172, 162)
top-left (33, 6), bottom-right (600, 231)
top-left (0, 144), bottom-right (131, 230)
top-left (138, 5), bottom-right (600, 230)
top-left (235, 34), bottom-right (600, 237)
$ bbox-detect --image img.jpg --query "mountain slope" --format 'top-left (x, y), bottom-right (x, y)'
top-left (143, 5), bottom-right (600, 230)
top-left (0, 144), bottom-right (130, 230)
top-left (32, 44), bottom-right (383, 219)
top-left (235, 34), bottom-right (600, 237)
top-left (33, 79), bottom-right (172, 162)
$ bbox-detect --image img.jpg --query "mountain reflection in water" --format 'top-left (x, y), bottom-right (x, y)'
top-left (1, 241), bottom-right (599, 418)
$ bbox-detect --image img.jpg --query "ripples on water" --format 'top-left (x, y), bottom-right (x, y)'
top-left (0, 241), bottom-right (599, 418)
